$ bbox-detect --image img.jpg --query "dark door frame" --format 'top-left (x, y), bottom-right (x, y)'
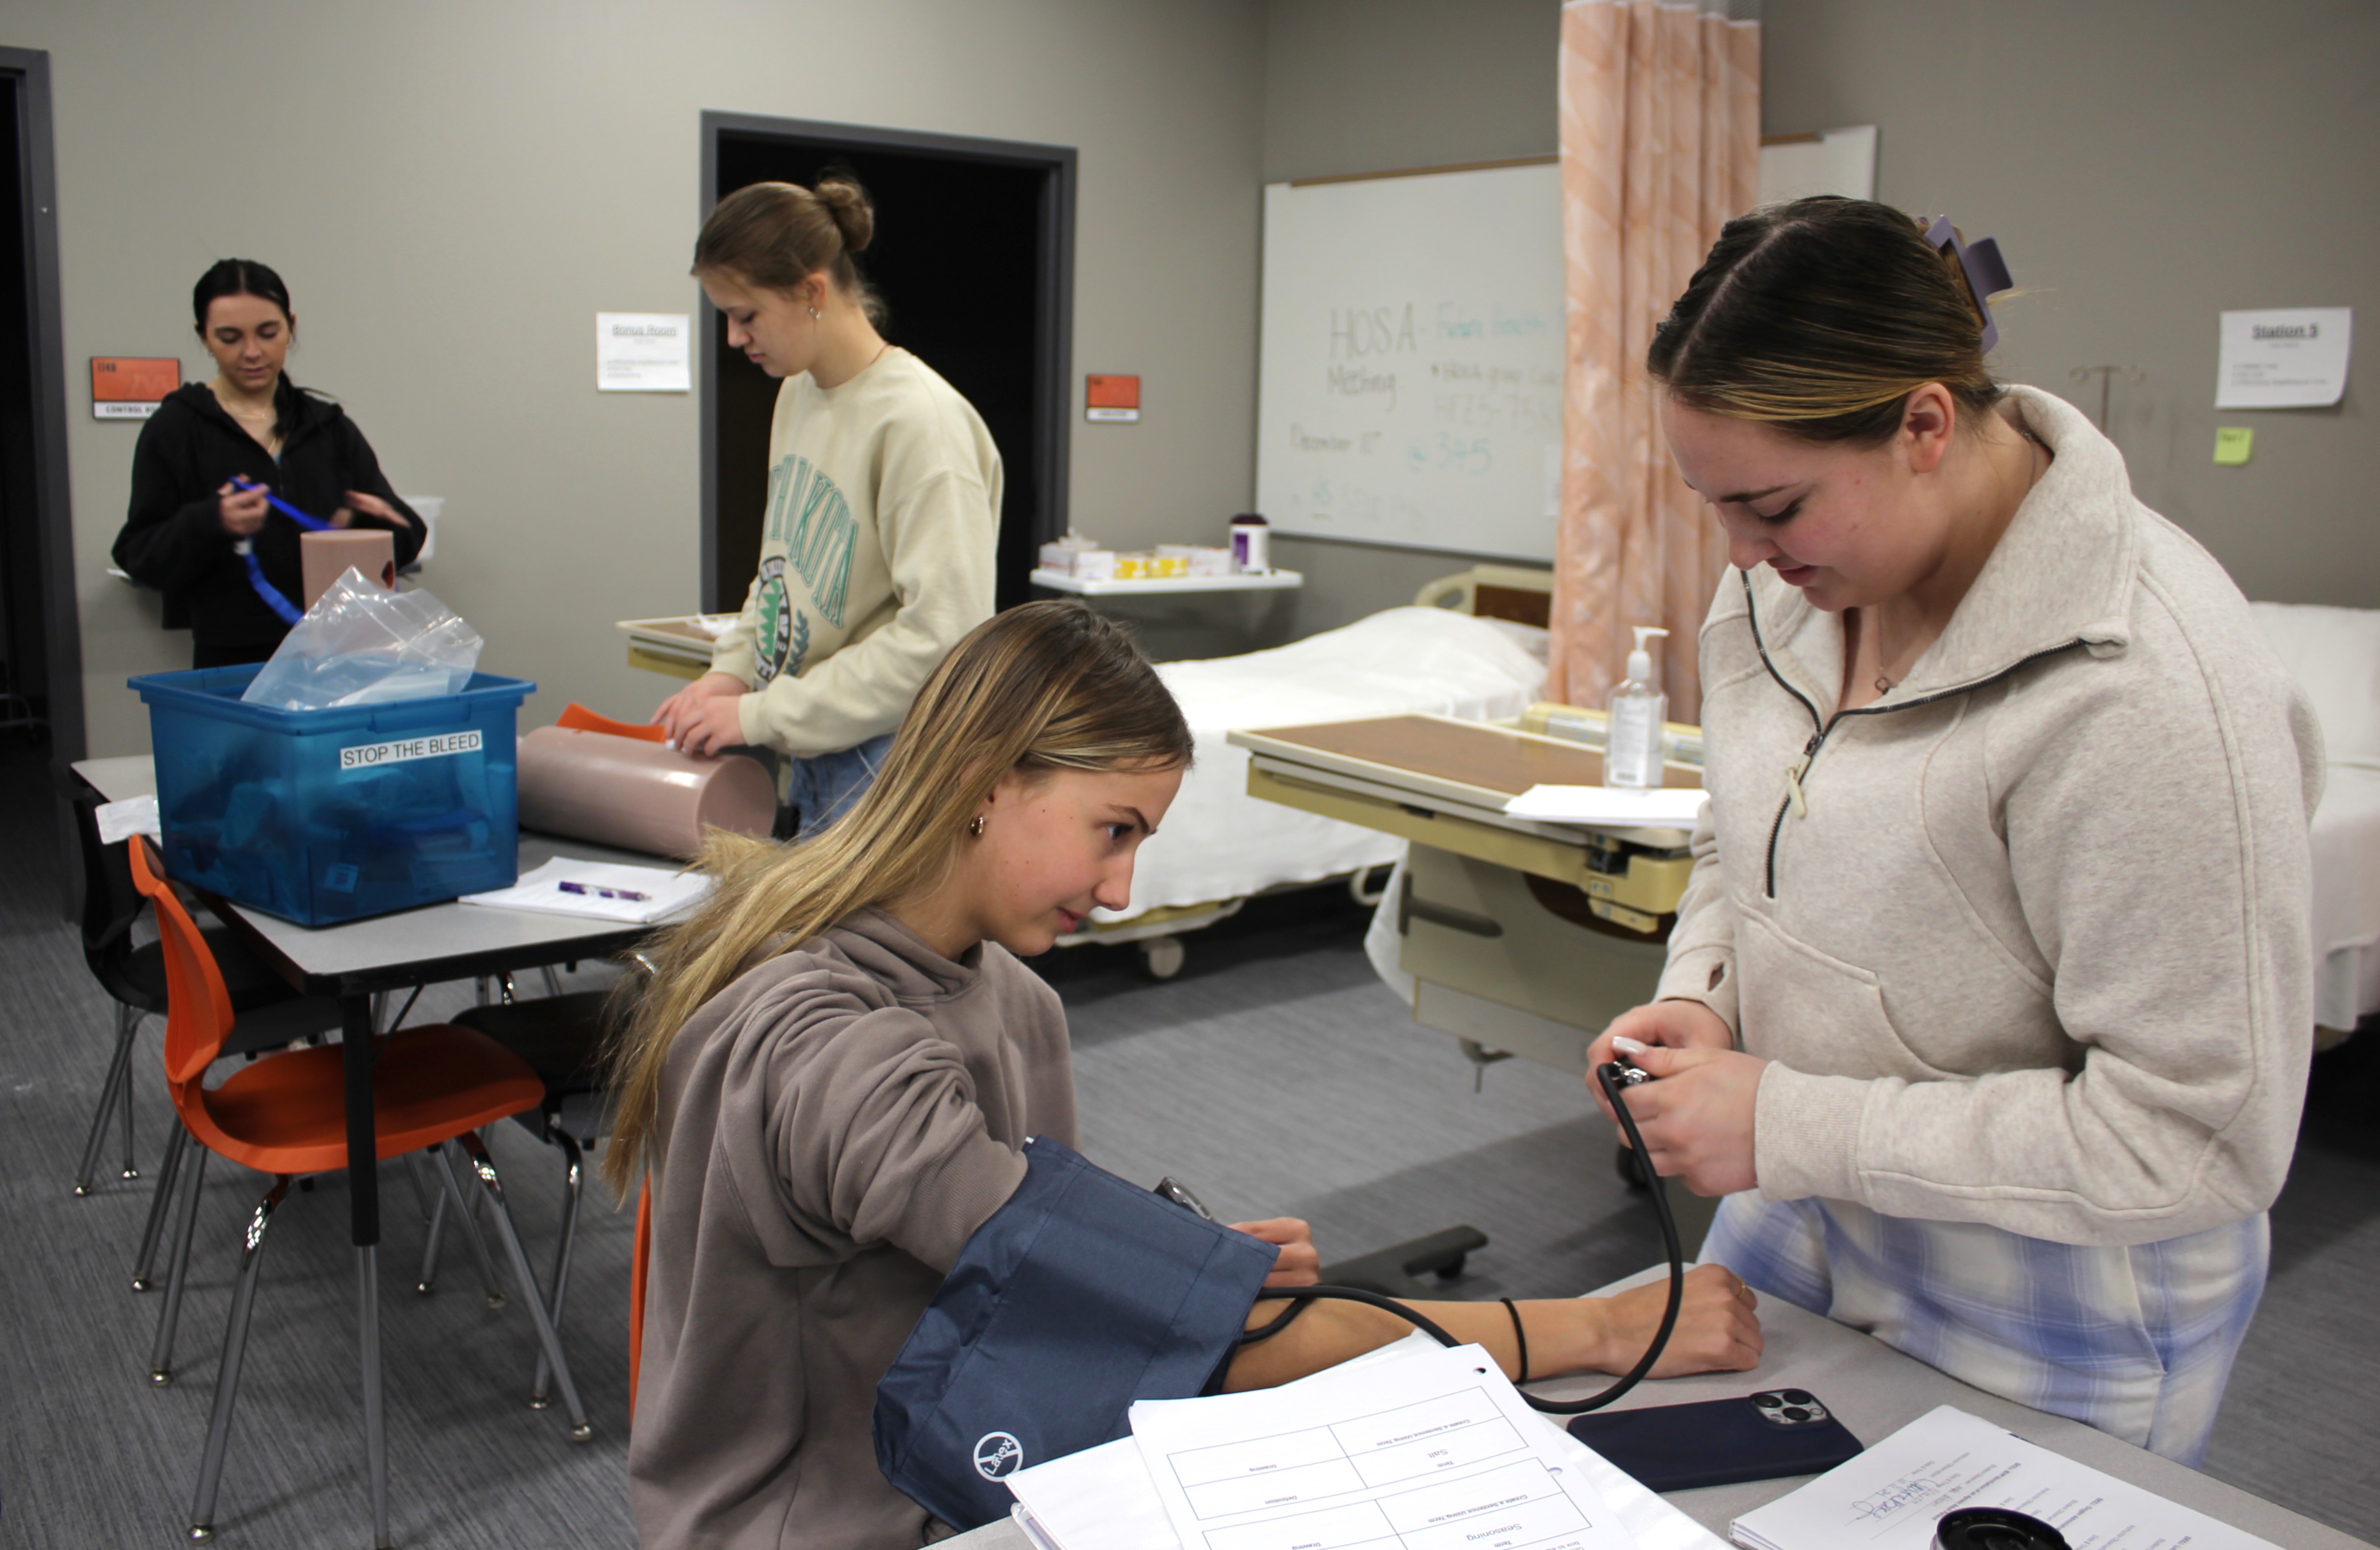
top-left (697, 110), bottom-right (1076, 613)
top-left (1, 47), bottom-right (81, 761)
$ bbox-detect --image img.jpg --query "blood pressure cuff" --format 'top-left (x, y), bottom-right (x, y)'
top-left (872, 1135), bottom-right (1280, 1530)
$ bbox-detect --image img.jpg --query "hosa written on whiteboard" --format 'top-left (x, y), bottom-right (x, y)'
top-left (1256, 163), bottom-right (1565, 561)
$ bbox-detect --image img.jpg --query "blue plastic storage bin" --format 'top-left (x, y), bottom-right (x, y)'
top-left (130, 665), bottom-right (536, 926)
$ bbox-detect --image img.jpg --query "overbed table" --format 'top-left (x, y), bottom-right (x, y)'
top-left (945, 1277), bottom-right (2374, 1549)
top-left (71, 753), bottom-right (666, 1544)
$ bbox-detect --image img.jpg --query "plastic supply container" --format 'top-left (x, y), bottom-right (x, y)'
top-left (130, 664), bottom-right (535, 926)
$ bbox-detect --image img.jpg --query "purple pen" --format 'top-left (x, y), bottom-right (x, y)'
top-left (559, 880), bottom-right (650, 902)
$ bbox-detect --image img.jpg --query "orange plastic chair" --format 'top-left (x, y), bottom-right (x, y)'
top-left (128, 836), bottom-right (592, 1544)
top-left (556, 701), bottom-right (669, 743)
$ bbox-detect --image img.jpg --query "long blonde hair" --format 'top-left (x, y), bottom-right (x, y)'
top-left (600, 601), bottom-right (1191, 1196)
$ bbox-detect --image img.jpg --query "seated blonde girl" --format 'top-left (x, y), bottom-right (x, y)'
top-left (607, 600), bottom-right (1764, 1550)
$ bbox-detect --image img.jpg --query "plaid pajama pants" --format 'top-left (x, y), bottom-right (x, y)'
top-left (1704, 1192), bottom-right (2269, 1465)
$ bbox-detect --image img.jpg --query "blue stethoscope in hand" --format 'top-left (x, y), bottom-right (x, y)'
top-left (227, 475), bottom-right (331, 625)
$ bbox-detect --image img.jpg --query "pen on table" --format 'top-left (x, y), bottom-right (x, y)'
top-left (559, 880), bottom-right (650, 902)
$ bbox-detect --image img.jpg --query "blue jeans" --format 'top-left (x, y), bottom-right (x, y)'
top-left (785, 732), bottom-right (896, 838)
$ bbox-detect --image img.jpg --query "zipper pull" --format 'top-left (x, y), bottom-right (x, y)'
top-left (1783, 733), bottom-right (1822, 820)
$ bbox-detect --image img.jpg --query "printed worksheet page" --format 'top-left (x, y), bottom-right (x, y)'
top-left (1730, 1405), bottom-right (2282, 1550)
top-left (1129, 1343), bottom-right (1641, 1550)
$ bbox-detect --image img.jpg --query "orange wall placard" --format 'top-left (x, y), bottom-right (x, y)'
top-left (91, 357), bottom-right (181, 418)
top-left (1085, 373), bottom-right (1140, 421)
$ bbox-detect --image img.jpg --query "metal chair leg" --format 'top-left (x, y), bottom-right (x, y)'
top-left (74, 1004), bottom-right (141, 1195)
top-left (186, 1177), bottom-right (289, 1544)
top-left (150, 1146), bottom-right (211, 1385)
top-left (530, 1129), bottom-right (584, 1409)
top-left (430, 1141), bottom-right (506, 1309)
top-left (455, 1131), bottom-right (591, 1440)
top-left (133, 1124), bottom-right (190, 1291)
top-left (358, 1243), bottom-right (391, 1550)
top-left (401, 1149), bottom-right (436, 1225)
top-left (415, 1170), bottom-right (450, 1294)
top-left (118, 1021), bottom-right (140, 1180)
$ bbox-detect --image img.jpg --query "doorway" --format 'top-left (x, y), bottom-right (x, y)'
top-left (0, 49), bottom-right (80, 762)
top-left (700, 112), bottom-right (1075, 616)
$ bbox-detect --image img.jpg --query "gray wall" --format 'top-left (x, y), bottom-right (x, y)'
top-left (1764, 0), bottom-right (2378, 607)
top-left (3, 0), bottom-right (1264, 754)
top-left (16, 0), bottom-right (2368, 747)
top-left (1256, 0), bottom-right (1566, 640)
top-left (1256, 0), bottom-right (2380, 644)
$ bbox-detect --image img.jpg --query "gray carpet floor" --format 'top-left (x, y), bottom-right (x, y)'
top-left (4, 743), bottom-right (2375, 1546)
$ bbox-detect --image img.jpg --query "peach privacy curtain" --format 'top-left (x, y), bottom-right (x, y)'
top-left (1552, 1), bottom-right (1759, 722)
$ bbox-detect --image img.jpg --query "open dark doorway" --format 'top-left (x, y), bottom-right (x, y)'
top-left (0, 49), bottom-right (80, 761)
top-left (700, 113), bottom-right (1074, 616)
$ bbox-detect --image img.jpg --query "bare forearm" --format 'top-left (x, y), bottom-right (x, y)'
top-left (1224, 1298), bottom-right (1599, 1392)
top-left (1221, 1265), bottom-right (1762, 1393)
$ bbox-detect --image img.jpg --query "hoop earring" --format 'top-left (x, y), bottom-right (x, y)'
top-left (967, 815), bottom-right (987, 838)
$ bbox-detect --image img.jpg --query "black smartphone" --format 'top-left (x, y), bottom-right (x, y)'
top-left (1566, 1389), bottom-right (1862, 1493)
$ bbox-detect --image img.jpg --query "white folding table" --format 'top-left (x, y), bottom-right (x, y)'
top-left (72, 753), bottom-right (670, 1544)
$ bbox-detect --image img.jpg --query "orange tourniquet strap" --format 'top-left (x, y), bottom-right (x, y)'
top-left (629, 1180), bottom-right (652, 1420)
top-left (557, 702), bottom-right (668, 743)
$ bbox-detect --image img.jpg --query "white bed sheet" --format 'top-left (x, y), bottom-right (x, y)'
top-left (2311, 766), bottom-right (2380, 1031)
top-left (1103, 607), bottom-right (1548, 920)
top-left (2251, 602), bottom-right (2380, 1030)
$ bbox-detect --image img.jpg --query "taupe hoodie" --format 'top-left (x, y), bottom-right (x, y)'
top-left (629, 909), bottom-right (1075, 1549)
top-left (1657, 387), bottom-right (2322, 1246)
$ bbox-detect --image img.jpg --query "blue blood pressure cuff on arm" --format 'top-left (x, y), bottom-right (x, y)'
top-left (872, 1136), bottom-right (1280, 1531)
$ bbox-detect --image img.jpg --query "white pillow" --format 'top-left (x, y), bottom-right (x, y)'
top-left (2250, 601), bottom-right (2380, 771)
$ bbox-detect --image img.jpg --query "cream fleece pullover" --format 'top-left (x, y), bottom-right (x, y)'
top-left (1656, 387), bottom-right (2322, 1247)
top-left (710, 348), bottom-right (1001, 757)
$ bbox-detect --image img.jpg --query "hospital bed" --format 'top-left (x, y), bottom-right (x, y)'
top-left (1056, 566), bottom-right (1556, 975)
top-left (1222, 600), bottom-right (2380, 1071)
top-left (619, 570), bottom-right (1557, 976)
top-left (2250, 601), bottom-right (2380, 1041)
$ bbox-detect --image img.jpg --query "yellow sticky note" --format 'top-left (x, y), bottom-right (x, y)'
top-left (2214, 427), bottom-right (2254, 466)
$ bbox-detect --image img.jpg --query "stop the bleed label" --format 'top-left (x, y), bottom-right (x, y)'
top-left (340, 729), bottom-right (482, 772)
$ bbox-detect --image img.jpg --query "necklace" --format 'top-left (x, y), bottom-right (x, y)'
top-left (213, 379), bottom-right (280, 447)
top-left (1872, 429), bottom-right (2049, 696)
top-left (1871, 616), bottom-right (1905, 696)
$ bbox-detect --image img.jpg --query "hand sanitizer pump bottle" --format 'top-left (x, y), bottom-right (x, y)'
top-left (1605, 625), bottom-right (1670, 788)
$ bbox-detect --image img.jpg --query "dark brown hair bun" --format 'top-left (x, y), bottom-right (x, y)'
top-left (691, 175), bottom-right (886, 325)
top-left (811, 173), bottom-right (875, 255)
top-left (1647, 196), bottom-right (2004, 446)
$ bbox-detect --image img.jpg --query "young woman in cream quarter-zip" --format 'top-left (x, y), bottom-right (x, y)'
top-left (653, 173), bottom-right (1000, 836)
top-left (1586, 197), bottom-right (2321, 1466)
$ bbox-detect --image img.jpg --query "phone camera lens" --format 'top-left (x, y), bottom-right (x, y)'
top-left (1752, 1392), bottom-right (1783, 1408)
top-left (1780, 1389), bottom-right (1814, 1405)
top-left (1781, 1405), bottom-right (1812, 1421)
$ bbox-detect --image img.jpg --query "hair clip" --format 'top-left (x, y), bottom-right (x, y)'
top-left (1924, 217), bottom-right (2015, 352)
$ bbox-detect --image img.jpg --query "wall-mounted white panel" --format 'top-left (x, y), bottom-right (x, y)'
top-left (1256, 164), bottom-right (1564, 561)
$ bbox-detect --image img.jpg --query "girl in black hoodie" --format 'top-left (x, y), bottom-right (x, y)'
top-left (112, 259), bottom-right (424, 668)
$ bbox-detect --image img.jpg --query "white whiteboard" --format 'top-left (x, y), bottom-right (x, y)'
top-left (1255, 165), bottom-right (1565, 562)
top-left (1756, 125), bottom-right (1877, 205)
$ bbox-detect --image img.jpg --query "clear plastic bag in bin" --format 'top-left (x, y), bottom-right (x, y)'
top-left (241, 567), bottom-right (484, 710)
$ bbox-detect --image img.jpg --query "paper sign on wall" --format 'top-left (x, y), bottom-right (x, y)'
top-left (1086, 373), bottom-right (1140, 422)
top-left (2216, 308), bottom-right (2351, 409)
top-left (596, 313), bottom-right (690, 392)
